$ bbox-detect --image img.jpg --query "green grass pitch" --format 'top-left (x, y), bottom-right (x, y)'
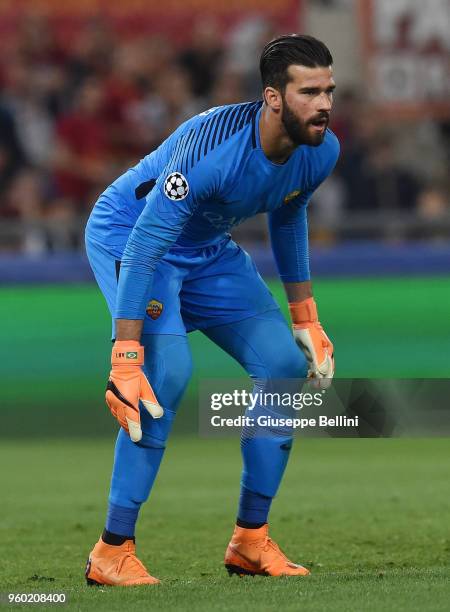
top-left (1, 277), bottom-right (450, 609)
top-left (1, 437), bottom-right (449, 611)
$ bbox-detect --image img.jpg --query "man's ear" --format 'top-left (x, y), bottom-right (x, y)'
top-left (263, 86), bottom-right (282, 111)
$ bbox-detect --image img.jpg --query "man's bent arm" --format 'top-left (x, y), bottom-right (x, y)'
top-left (114, 155), bottom-right (218, 328)
top-left (269, 197), bottom-right (334, 382)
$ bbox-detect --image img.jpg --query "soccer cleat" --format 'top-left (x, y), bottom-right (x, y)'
top-left (85, 537), bottom-right (160, 586)
top-left (224, 524), bottom-right (310, 577)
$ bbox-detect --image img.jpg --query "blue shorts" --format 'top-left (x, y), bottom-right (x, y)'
top-left (85, 233), bottom-right (279, 337)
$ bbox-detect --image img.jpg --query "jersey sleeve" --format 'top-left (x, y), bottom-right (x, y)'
top-left (115, 141), bottom-right (220, 321)
top-left (268, 191), bottom-right (312, 283)
top-left (268, 132), bottom-right (340, 283)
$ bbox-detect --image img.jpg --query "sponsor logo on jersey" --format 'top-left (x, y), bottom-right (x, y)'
top-left (284, 189), bottom-right (302, 204)
top-left (202, 211), bottom-right (249, 230)
top-left (164, 172), bottom-right (189, 201)
top-left (146, 299), bottom-right (163, 320)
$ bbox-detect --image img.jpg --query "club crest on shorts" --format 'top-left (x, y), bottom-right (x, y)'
top-left (146, 299), bottom-right (163, 320)
top-left (164, 172), bottom-right (189, 201)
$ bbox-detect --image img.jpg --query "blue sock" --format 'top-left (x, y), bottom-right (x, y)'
top-left (106, 502), bottom-right (140, 537)
top-left (238, 486), bottom-right (272, 526)
top-left (104, 335), bottom-right (192, 539)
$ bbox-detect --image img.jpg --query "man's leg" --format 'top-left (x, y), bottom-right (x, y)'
top-left (204, 309), bottom-right (307, 522)
top-left (85, 234), bottom-right (193, 584)
top-left (86, 333), bottom-right (192, 585)
top-left (203, 309), bottom-right (311, 576)
top-left (105, 333), bottom-right (193, 538)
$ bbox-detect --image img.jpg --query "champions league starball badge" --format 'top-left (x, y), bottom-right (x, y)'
top-left (164, 172), bottom-right (189, 201)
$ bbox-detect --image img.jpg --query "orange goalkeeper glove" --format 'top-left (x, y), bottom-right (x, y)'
top-left (289, 297), bottom-right (334, 388)
top-left (105, 340), bottom-right (163, 442)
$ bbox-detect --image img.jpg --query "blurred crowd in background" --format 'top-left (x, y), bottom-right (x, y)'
top-left (0, 13), bottom-right (449, 253)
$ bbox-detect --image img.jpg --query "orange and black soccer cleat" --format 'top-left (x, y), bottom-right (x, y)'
top-left (224, 524), bottom-right (310, 577)
top-left (85, 537), bottom-right (160, 586)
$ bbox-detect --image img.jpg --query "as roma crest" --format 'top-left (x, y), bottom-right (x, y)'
top-left (146, 299), bottom-right (163, 320)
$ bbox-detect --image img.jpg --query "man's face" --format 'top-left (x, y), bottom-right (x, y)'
top-left (281, 65), bottom-right (335, 146)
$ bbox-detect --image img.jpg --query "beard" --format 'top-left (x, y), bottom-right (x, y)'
top-left (281, 97), bottom-right (329, 147)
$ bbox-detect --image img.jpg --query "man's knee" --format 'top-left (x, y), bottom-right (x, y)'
top-left (138, 407), bottom-right (177, 449)
top-left (163, 354), bottom-right (193, 396)
top-left (262, 343), bottom-right (308, 379)
top-left (142, 334), bottom-right (193, 408)
top-left (140, 335), bottom-right (193, 448)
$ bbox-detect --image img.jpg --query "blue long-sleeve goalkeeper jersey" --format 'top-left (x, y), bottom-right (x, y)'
top-left (87, 101), bottom-right (339, 320)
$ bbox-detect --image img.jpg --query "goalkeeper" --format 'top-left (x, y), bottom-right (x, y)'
top-left (84, 34), bottom-right (338, 586)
